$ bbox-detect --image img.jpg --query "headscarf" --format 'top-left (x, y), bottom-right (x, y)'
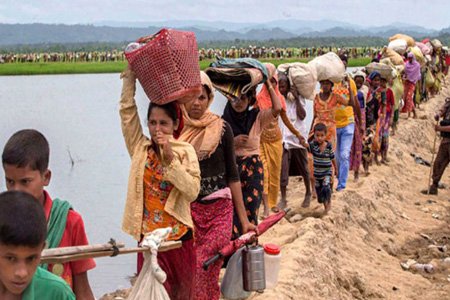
top-left (256, 72), bottom-right (286, 110)
top-left (366, 71), bottom-right (382, 105)
top-left (352, 70), bottom-right (366, 81)
top-left (222, 95), bottom-right (259, 137)
top-left (179, 72), bottom-right (224, 160)
top-left (368, 71), bottom-right (380, 82)
top-left (173, 103), bottom-right (184, 139)
top-left (404, 52), bottom-right (421, 83)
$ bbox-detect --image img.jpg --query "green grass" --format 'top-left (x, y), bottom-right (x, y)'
top-left (0, 61), bottom-right (128, 75)
top-left (0, 57), bottom-right (371, 76)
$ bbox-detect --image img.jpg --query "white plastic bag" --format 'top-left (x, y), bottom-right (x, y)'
top-left (221, 248), bottom-right (251, 300)
top-left (127, 228), bottom-right (172, 300)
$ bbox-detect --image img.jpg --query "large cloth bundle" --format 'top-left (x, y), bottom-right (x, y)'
top-left (277, 62), bottom-right (317, 99)
top-left (409, 46), bottom-right (426, 66)
top-left (415, 42), bottom-right (431, 56)
top-left (125, 29), bottom-right (202, 105)
top-left (380, 58), bottom-right (404, 76)
top-left (388, 39), bottom-right (408, 54)
top-left (308, 52), bottom-right (345, 83)
top-left (205, 58), bottom-right (268, 100)
top-left (425, 68), bottom-right (435, 88)
top-left (383, 47), bottom-right (405, 66)
top-left (390, 75), bottom-right (404, 110)
top-left (389, 34), bottom-right (415, 47)
top-left (365, 62), bottom-right (395, 80)
top-left (431, 39), bottom-right (443, 50)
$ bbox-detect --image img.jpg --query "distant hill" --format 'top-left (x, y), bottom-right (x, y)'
top-left (94, 19), bottom-right (440, 35)
top-left (0, 23), bottom-right (297, 46)
top-left (441, 27), bottom-right (450, 34)
top-left (0, 22), bottom-right (448, 49)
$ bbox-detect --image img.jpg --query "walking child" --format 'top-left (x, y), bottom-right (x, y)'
top-left (309, 123), bottom-right (337, 213)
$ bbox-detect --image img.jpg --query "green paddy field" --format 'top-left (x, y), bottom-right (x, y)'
top-left (0, 58), bottom-right (371, 76)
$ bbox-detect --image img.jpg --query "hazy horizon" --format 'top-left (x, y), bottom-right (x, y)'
top-left (1, 0), bottom-right (449, 30)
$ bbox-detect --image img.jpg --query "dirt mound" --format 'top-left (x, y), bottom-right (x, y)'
top-left (252, 78), bottom-right (450, 300)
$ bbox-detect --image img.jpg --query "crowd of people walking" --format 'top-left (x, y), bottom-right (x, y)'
top-left (0, 31), bottom-right (449, 300)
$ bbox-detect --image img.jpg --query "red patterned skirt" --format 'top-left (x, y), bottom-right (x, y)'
top-left (191, 197), bottom-right (233, 300)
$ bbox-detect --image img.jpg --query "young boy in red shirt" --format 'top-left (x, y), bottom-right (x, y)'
top-left (2, 129), bottom-right (95, 299)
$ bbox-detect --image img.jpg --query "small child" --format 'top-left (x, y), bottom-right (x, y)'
top-left (309, 123), bottom-right (337, 213)
top-left (2, 129), bottom-right (95, 299)
top-left (0, 190), bottom-right (75, 299)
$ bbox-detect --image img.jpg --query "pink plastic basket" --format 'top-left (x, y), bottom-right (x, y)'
top-left (125, 29), bottom-right (202, 104)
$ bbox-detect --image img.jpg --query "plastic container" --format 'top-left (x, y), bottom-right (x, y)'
top-left (264, 243), bottom-right (281, 289)
top-left (125, 28), bottom-right (202, 104)
top-left (221, 248), bottom-right (251, 300)
top-left (412, 263), bottom-right (434, 273)
top-left (242, 245), bottom-right (266, 292)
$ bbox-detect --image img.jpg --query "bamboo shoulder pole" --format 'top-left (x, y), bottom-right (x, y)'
top-left (41, 241), bottom-right (181, 264)
top-left (42, 241), bottom-right (125, 257)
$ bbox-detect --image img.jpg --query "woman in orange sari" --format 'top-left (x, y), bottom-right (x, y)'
top-left (310, 79), bottom-right (349, 196)
top-left (311, 80), bottom-right (349, 149)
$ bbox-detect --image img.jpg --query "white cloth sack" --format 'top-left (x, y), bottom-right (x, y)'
top-left (308, 52), bottom-right (346, 83)
top-left (389, 34), bottom-right (415, 47)
top-left (431, 39), bottom-right (443, 50)
top-left (388, 39), bottom-right (408, 55)
top-left (382, 47), bottom-right (405, 66)
top-left (277, 62), bottom-right (317, 99)
top-left (127, 228), bottom-right (172, 300)
top-left (365, 62), bottom-right (396, 80)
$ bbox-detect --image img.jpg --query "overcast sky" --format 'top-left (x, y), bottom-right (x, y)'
top-left (0, 0), bottom-right (448, 30)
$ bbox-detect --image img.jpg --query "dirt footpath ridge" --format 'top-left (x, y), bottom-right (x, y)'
top-left (253, 78), bottom-right (450, 300)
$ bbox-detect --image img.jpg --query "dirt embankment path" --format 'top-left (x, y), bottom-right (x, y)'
top-left (102, 77), bottom-right (450, 300)
top-left (252, 77), bottom-right (450, 300)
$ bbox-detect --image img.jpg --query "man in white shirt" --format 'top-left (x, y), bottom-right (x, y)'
top-left (278, 74), bottom-right (314, 209)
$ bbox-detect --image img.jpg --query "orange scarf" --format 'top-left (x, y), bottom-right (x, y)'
top-left (180, 72), bottom-right (224, 161)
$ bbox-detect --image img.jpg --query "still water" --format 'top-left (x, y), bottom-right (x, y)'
top-left (0, 73), bottom-right (227, 297)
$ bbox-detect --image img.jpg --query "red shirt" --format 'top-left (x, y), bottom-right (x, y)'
top-left (43, 191), bottom-right (96, 288)
top-left (385, 88), bottom-right (395, 114)
top-left (445, 54), bottom-right (450, 66)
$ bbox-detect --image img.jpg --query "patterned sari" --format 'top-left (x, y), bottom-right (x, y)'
top-left (366, 88), bottom-right (386, 154)
top-left (309, 93), bottom-right (345, 179)
top-left (401, 80), bottom-right (416, 113)
top-left (350, 115), bottom-right (363, 172)
top-left (312, 93), bottom-right (344, 150)
top-left (232, 155), bottom-right (264, 240)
